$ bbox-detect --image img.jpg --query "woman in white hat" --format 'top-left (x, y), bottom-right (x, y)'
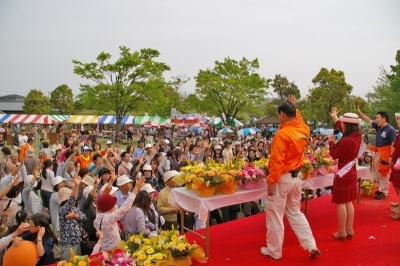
top-left (328, 108), bottom-right (363, 240)
top-left (213, 145), bottom-right (223, 163)
top-left (139, 184), bottom-right (161, 232)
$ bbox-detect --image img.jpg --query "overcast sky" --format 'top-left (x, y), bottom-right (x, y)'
top-left (0, 0), bottom-right (399, 100)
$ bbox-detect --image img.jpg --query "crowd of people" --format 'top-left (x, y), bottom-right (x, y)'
top-left (0, 99), bottom-right (399, 264)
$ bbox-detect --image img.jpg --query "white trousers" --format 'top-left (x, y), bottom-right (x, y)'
top-left (265, 173), bottom-right (317, 259)
top-left (375, 153), bottom-right (391, 196)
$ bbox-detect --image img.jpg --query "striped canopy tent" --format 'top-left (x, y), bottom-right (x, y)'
top-left (210, 117), bottom-right (244, 128)
top-left (141, 121), bottom-right (159, 128)
top-left (98, 115), bottom-right (135, 125)
top-left (159, 118), bottom-right (172, 128)
top-left (0, 114), bottom-right (57, 124)
top-left (171, 116), bottom-right (198, 125)
top-left (191, 121), bottom-right (207, 129)
top-left (134, 115), bottom-right (167, 126)
top-left (50, 115), bottom-right (69, 123)
top-left (68, 115), bottom-right (100, 124)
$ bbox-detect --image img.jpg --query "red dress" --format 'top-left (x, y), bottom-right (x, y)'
top-left (389, 133), bottom-right (400, 188)
top-left (329, 126), bottom-right (362, 203)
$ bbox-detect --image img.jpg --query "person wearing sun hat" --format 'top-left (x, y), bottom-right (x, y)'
top-left (58, 175), bottom-right (87, 260)
top-left (115, 175), bottom-right (133, 207)
top-left (157, 170), bottom-right (181, 230)
top-left (388, 112), bottom-right (400, 219)
top-left (357, 106), bottom-right (396, 200)
top-left (140, 183), bottom-right (162, 232)
top-left (93, 176), bottom-right (145, 252)
top-left (328, 107), bottom-right (364, 241)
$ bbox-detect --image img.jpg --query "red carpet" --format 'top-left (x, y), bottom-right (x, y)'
top-left (187, 185), bottom-right (400, 266)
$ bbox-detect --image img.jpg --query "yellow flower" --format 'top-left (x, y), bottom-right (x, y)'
top-left (153, 253), bottom-right (164, 260)
top-left (78, 261), bottom-right (87, 266)
top-left (143, 238), bottom-right (151, 245)
top-left (146, 247), bottom-right (155, 254)
top-left (176, 243), bottom-right (186, 252)
top-left (138, 253), bottom-right (147, 261)
top-left (64, 263), bottom-right (72, 266)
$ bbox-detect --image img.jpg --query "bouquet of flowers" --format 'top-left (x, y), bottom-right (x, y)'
top-left (120, 226), bottom-right (205, 266)
top-left (57, 249), bottom-right (90, 266)
top-left (240, 162), bottom-right (266, 187)
top-left (361, 179), bottom-right (375, 196)
top-left (175, 160), bottom-right (242, 196)
top-left (253, 157), bottom-right (269, 170)
top-left (97, 249), bottom-right (135, 266)
top-left (300, 158), bottom-right (314, 180)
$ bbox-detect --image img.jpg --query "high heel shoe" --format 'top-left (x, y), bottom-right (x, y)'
top-left (390, 213), bottom-right (400, 220)
top-left (332, 232), bottom-right (347, 241)
top-left (390, 202), bottom-right (399, 207)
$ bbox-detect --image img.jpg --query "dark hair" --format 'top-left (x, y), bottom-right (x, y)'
top-left (93, 153), bottom-right (102, 162)
top-left (126, 145), bottom-right (134, 153)
top-left (78, 168), bottom-right (89, 178)
top-left (1, 147), bottom-right (11, 156)
top-left (153, 152), bottom-right (162, 162)
top-left (64, 136), bottom-right (73, 147)
top-left (30, 213), bottom-right (59, 246)
top-left (277, 101), bottom-right (296, 118)
top-left (342, 122), bottom-right (361, 137)
top-left (132, 191), bottom-right (152, 213)
top-left (93, 142), bottom-right (101, 150)
top-left (166, 150), bottom-right (173, 158)
top-left (377, 111), bottom-right (389, 122)
top-left (121, 151), bottom-right (129, 159)
top-left (16, 210), bottom-right (28, 224)
top-left (43, 142), bottom-right (49, 148)
top-left (42, 159), bottom-right (53, 179)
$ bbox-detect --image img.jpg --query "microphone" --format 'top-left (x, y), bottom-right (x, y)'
top-left (324, 128), bottom-right (340, 142)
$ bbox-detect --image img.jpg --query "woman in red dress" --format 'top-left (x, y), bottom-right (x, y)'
top-left (388, 112), bottom-right (400, 219)
top-left (328, 107), bottom-right (362, 240)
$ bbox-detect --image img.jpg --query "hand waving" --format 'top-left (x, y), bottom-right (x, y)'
top-left (287, 94), bottom-right (297, 106)
top-left (329, 106), bottom-right (339, 121)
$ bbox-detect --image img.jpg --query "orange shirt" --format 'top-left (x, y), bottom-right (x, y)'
top-left (19, 143), bottom-right (30, 162)
top-left (268, 109), bottom-right (310, 184)
top-left (76, 154), bottom-right (93, 169)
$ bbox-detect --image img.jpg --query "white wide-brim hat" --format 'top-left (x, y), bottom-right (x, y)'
top-left (163, 170), bottom-right (180, 183)
top-left (339, 113), bottom-right (360, 124)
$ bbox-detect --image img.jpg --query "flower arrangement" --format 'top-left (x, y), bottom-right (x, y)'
top-left (175, 159), bottom-right (243, 196)
top-left (252, 157), bottom-right (269, 170)
top-left (57, 249), bottom-right (90, 266)
top-left (300, 148), bottom-right (335, 179)
top-left (240, 162), bottom-right (266, 189)
top-left (97, 249), bottom-right (135, 266)
top-left (361, 179), bottom-right (375, 196)
top-left (120, 226), bottom-right (205, 266)
top-left (300, 158), bottom-right (315, 180)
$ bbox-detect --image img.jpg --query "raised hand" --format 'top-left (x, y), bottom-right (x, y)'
top-left (287, 94), bottom-right (297, 105)
top-left (329, 106), bottom-right (339, 121)
top-left (73, 173), bottom-right (81, 186)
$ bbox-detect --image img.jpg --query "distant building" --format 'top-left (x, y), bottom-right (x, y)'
top-left (0, 94), bottom-right (25, 113)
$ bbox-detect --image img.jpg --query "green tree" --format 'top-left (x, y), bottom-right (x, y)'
top-left (271, 74), bottom-right (300, 99)
top-left (195, 57), bottom-right (270, 126)
top-left (23, 89), bottom-right (51, 114)
top-left (50, 84), bottom-right (74, 114)
top-left (303, 68), bottom-right (353, 126)
top-left (73, 46), bottom-right (170, 134)
top-left (367, 62), bottom-right (400, 125)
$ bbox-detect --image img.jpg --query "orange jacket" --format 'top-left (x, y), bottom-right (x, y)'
top-left (268, 109), bottom-right (310, 183)
top-left (19, 143), bottom-right (30, 162)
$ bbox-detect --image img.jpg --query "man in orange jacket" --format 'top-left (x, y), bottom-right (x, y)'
top-left (260, 95), bottom-right (320, 260)
top-left (19, 137), bottom-right (34, 162)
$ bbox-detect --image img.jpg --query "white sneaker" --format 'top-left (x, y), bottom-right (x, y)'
top-left (260, 247), bottom-right (280, 259)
